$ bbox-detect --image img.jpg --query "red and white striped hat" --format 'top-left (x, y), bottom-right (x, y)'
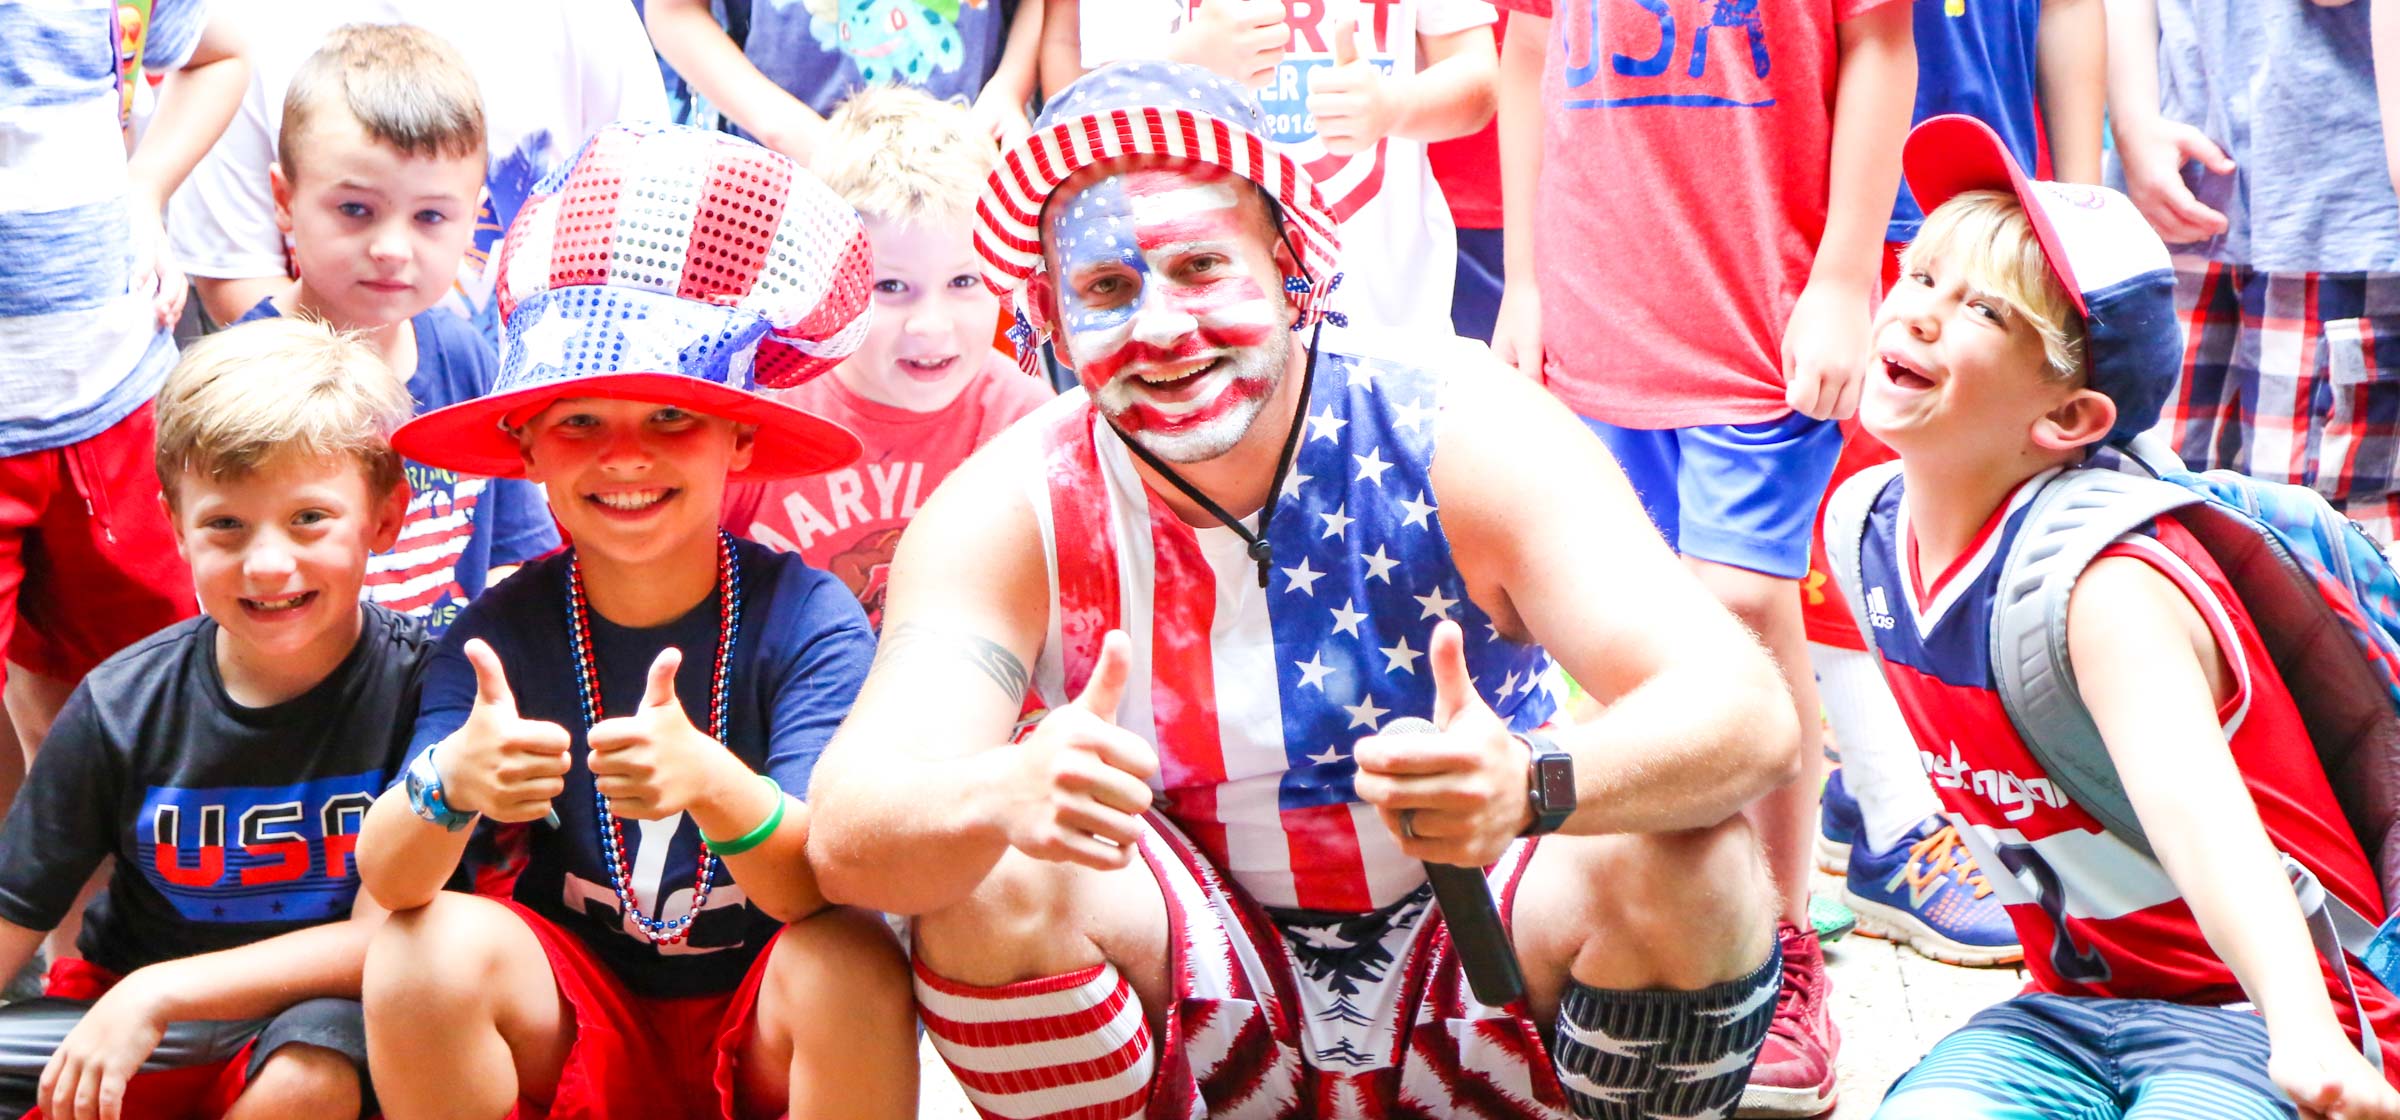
top-left (394, 123), bottom-right (872, 480)
top-left (975, 60), bottom-right (1343, 365)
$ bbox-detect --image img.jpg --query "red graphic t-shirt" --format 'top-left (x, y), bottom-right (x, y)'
top-left (723, 354), bottom-right (1054, 627)
top-left (1494, 0), bottom-right (1903, 428)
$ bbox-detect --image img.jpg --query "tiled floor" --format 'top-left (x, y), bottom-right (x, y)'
top-left (911, 869), bottom-right (2028, 1119)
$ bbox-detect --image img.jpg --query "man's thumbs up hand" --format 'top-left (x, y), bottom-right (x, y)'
top-left (1352, 622), bottom-right (1533, 867)
top-left (589, 647), bottom-right (723, 820)
top-left (990, 631), bottom-right (1161, 870)
top-left (1306, 17), bottom-right (1399, 157)
top-left (442, 639), bottom-right (573, 824)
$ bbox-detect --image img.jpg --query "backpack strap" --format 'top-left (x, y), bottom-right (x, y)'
top-left (1994, 468), bottom-right (2389, 1070)
top-left (1988, 467), bottom-right (2203, 855)
top-left (1822, 460), bottom-right (1904, 662)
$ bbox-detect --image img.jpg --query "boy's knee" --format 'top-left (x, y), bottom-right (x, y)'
top-left (236, 1043), bottom-right (362, 1118)
top-left (364, 894), bottom-right (514, 1007)
top-left (765, 907), bottom-right (912, 1026)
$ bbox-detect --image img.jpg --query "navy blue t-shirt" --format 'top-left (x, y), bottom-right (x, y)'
top-left (238, 300), bottom-right (562, 635)
top-left (1887, 0), bottom-right (2043, 242)
top-left (406, 539), bottom-right (873, 998)
top-left (713, 0), bottom-right (1008, 122)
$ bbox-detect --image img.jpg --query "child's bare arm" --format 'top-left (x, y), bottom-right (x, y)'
top-left (1490, 13), bottom-right (1546, 381)
top-left (1036, 0), bottom-right (1085, 99)
top-left (37, 919), bottom-right (377, 1120)
top-left (2036, 0), bottom-right (2107, 183)
top-left (1783, 1), bottom-right (1914, 421)
top-left (125, 11), bottom-right (247, 216)
top-left (974, 0), bottom-right (1045, 145)
top-left (2103, 0), bottom-right (2234, 242)
top-left (2070, 555), bottom-right (2400, 1120)
top-left (1308, 21), bottom-right (1495, 157)
top-left (354, 786), bottom-right (476, 913)
top-left (643, 0), bottom-right (829, 163)
top-left (0, 919), bottom-right (41, 992)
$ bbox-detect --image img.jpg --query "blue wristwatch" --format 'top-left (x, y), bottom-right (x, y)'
top-left (405, 747), bottom-right (476, 832)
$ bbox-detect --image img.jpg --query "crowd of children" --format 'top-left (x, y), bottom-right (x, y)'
top-left (0, 0), bottom-right (2395, 1118)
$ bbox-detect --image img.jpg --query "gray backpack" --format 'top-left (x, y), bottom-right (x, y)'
top-left (1823, 444), bottom-right (2400, 1069)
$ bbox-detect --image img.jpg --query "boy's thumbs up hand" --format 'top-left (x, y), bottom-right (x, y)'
top-left (589, 647), bottom-right (725, 820)
top-left (442, 639), bottom-right (574, 824)
top-left (1351, 621), bottom-right (1534, 867)
top-left (1306, 17), bottom-right (1398, 157)
top-left (988, 631), bottom-right (1160, 870)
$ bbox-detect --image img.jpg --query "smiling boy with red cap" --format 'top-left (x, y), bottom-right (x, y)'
top-left (349, 122), bottom-right (918, 1120)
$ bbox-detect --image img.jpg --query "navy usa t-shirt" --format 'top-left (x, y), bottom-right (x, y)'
top-left (238, 300), bottom-right (562, 634)
top-left (0, 606), bottom-right (431, 976)
top-left (408, 539), bottom-right (873, 998)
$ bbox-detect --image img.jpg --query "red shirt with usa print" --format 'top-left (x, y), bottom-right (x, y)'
top-left (1854, 468), bottom-right (2400, 1071)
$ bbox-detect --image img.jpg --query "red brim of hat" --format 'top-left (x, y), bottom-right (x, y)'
top-left (1902, 114), bottom-right (2088, 317)
top-left (391, 372), bottom-right (863, 482)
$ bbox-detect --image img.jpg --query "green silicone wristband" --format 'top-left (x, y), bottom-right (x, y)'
top-left (702, 774), bottom-right (787, 857)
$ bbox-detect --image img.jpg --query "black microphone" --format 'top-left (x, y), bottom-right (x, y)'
top-left (1381, 717), bottom-right (1527, 1008)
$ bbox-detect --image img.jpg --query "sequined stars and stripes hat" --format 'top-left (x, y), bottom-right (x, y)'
top-left (975, 60), bottom-right (1344, 370)
top-left (393, 122), bottom-right (871, 481)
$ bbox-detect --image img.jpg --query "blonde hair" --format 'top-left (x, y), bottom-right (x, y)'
top-left (812, 85), bottom-right (994, 225)
top-left (1901, 189), bottom-right (2088, 382)
top-left (155, 318), bottom-right (413, 504)
top-left (280, 23), bottom-right (486, 179)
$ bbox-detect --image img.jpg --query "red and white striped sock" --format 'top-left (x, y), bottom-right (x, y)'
top-left (914, 958), bottom-right (1154, 1120)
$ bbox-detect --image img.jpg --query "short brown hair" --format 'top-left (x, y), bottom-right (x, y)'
top-left (279, 23), bottom-right (486, 178)
top-left (155, 318), bottom-right (413, 505)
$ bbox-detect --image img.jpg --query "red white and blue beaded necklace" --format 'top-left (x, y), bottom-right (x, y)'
top-left (563, 529), bottom-right (742, 946)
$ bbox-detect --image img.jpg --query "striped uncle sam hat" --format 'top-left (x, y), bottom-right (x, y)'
top-left (975, 60), bottom-right (1344, 372)
top-left (394, 122), bottom-right (871, 481)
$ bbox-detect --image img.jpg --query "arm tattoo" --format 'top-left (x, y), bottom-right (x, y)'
top-left (873, 622), bottom-right (1031, 703)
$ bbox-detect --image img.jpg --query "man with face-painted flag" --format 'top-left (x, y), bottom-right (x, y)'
top-left (807, 59), bottom-right (1799, 1120)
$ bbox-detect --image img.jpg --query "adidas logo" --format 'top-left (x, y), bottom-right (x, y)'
top-left (1864, 586), bottom-right (1897, 631)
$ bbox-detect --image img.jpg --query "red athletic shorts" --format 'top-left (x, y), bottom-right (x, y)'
top-left (0, 403), bottom-right (194, 684)
top-left (499, 901), bottom-right (779, 1120)
top-left (22, 960), bottom-right (256, 1120)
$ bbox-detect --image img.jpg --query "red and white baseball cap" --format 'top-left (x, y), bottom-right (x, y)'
top-left (393, 123), bottom-right (872, 481)
top-left (1904, 114), bottom-right (2182, 443)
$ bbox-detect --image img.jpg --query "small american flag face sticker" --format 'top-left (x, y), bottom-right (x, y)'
top-left (1049, 164), bottom-right (1290, 449)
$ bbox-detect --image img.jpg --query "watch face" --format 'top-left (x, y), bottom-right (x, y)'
top-left (1533, 755), bottom-right (1576, 810)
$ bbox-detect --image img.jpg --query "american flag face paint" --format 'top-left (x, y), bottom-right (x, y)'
top-left (1047, 163), bottom-right (1292, 462)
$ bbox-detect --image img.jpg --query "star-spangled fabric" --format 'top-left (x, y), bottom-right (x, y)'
top-left (1024, 326), bottom-right (1557, 913)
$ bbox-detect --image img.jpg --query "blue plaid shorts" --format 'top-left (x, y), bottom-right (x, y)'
top-left (2161, 260), bottom-right (2400, 542)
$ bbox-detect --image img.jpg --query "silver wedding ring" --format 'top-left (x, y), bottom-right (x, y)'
top-left (1399, 809), bottom-right (1419, 841)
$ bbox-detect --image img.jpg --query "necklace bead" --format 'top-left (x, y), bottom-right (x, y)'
top-left (564, 531), bottom-right (742, 946)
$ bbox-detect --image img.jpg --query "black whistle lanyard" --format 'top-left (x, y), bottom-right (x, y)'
top-left (1107, 319), bottom-right (1325, 589)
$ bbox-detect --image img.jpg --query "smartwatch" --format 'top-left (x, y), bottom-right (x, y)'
top-left (405, 747), bottom-right (477, 832)
top-left (1520, 731), bottom-right (1576, 836)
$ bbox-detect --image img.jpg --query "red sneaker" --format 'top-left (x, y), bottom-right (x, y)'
top-left (1739, 921), bottom-right (1838, 1117)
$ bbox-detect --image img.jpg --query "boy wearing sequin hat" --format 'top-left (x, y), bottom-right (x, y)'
top-left (350, 123), bottom-right (917, 1120)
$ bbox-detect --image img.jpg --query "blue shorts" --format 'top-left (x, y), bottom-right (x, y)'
top-left (1874, 993), bottom-right (2296, 1119)
top-left (1582, 412), bottom-right (1842, 580)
